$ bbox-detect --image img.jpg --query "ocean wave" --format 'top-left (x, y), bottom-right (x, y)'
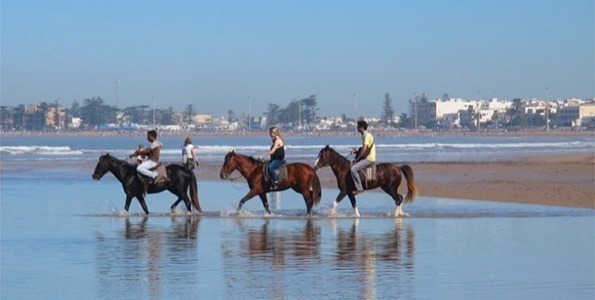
top-left (0, 146), bottom-right (84, 155)
top-left (2, 141), bottom-right (593, 157)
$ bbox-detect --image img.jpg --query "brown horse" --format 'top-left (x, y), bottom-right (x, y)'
top-left (314, 145), bottom-right (417, 217)
top-left (219, 151), bottom-right (322, 215)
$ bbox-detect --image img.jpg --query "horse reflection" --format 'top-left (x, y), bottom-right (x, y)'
top-left (169, 216), bottom-right (201, 240)
top-left (96, 217), bottom-right (201, 300)
top-left (335, 219), bottom-right (415, 264)
top-left (334, 219), bottom-right (416, 298)
top-left (124, 216), bottom-right (149, 239)
top-left (243, 219), bottom-right (321, 265)
top-left (222, 219), bottom-right (322, 299)
top-left (377, 219), bottom-right (415, 268)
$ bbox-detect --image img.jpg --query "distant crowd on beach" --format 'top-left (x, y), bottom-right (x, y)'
top-left (0, 127), bottom-right (592, 139)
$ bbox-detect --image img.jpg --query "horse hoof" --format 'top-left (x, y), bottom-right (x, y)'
top-left (395, 212), bottom-right (410, 218)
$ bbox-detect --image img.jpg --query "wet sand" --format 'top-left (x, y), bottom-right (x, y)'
top-left (197, 153), bottom-right (595, 209)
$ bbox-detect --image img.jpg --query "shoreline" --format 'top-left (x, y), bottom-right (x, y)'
top-left (1, 132), bottom-right (592, 209)
top-left (2, 153), bottom-right (592, 209)
top-left (194, 153), bottom-right (594, 209)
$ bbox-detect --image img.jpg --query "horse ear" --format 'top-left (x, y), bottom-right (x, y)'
top-left (325, 145), bottom-right (330, 149)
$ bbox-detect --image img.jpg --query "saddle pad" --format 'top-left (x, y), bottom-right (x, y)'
top-left (263, 161), bottom-right (287, 182)
top-left (358, 163), bottom-right (377, 183)
top-left (153, 165), bottom-right (169, 184)
top-left (275, 164), bottom-right (288, 182)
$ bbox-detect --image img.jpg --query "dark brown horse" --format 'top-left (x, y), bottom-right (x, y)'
top-left (314, 145), bottom-right (417, 217)
top-left (92, 153), bottom-right (202, 214)
top-left (219, 151), bottom-right (322, 215)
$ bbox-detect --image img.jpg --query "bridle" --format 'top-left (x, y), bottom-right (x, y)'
top-left (222, 155), bottom-right (244, 181)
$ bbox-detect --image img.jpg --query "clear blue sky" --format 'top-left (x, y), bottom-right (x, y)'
top-left (1, 0), bottom-right (593, 117)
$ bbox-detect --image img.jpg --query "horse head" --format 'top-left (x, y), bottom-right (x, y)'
top-left (220, 150), bottom-right (236, 180)
top-left (92, 153), bottom-right (112, 180)
top-left (314, 145), bottom-right (332, 170)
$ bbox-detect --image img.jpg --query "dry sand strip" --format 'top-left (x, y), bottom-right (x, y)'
top-left (195, 153), bottom-right (594, 209)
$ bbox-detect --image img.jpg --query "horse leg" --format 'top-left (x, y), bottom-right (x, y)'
top-left (381, 185), bottom-right (408, 217)
top-left (181, 196), bottom-right (192, 214)
top-left (302, 192), bottom-right (314, 216)
top-left (258, 193), bottom-right (272, 215)
top-left (171, 196), bottom-right (191, 214)
top-left (347, 194), bottom-right (360, 218)
top-left (330, 191), bottom-right (347, 216)
top-left (237, 190), bottom-right (259, 212)
top-left (125, 195), bottom-right (133, 212)
top-left (394, 193), bottom-right (408, 217)
top-left (170, 198), bottom-right (183, 213)
top-left (137, 196), bottom-right (150, 215)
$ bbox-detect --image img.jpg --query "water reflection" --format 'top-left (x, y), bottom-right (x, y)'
top-left (221, 218), bottom-right (416, 299)
top-left (334, 219), bottom-right (416, 299)
top-left (95, 216), bottom-right (200, 300)
top-left (242, 219), bottom-right (321, 264)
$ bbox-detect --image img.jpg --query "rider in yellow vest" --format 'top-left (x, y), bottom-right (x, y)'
top-left (350, 120), bottom-right (375, 194)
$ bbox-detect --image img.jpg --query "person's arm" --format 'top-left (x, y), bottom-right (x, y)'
top-left (191, 147), bottom-right (198, 162)
top-left (355, 133), bottom-right (372, 161)
top-left (136, 147), bottom-right (151, 156)
top-left (355, 144), bottom-right (368, 161)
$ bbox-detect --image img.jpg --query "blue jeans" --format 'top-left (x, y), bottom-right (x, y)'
top-left (269, 159), bottom-right (284, 183)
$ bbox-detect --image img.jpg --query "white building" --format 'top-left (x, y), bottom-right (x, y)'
top-left (411, 98), bottom-right (476, 128)
top-left (70, 117), bottom-right (82, 129)
top-left (557, 102), bottom-right (595, 127)
top-left (192, 114), bottom-right (212, 124)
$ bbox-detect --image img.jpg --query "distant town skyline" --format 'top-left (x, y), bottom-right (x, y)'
top-left (1, 0), bottom-right (593, 117)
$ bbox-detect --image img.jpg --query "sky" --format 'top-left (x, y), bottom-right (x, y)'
top-left (1, 0), bottom-right (593, 117)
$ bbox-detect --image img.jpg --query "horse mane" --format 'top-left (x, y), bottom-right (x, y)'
top-left (234, 152), bottom-right (262, 166)
top-left (326, 146), bottom-right (350, 165)
top-left (105, 154), bottom-right (136, 168)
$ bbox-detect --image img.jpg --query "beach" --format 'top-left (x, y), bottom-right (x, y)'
top-left (1, 132), bottom-right (593, 209)
top-left (197, 153), bottom-right (595, 209)
top-left (2, 133), bottom-right (594, 299)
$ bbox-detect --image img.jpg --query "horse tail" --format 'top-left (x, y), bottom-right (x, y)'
top-left (400, 165), bottom-right (418, 203)
top-left (189, 171), bottom-right (202, 213)
top-left (311, 172), bottom-right (322, 206)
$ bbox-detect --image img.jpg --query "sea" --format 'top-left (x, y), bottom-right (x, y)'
top-left (1, 133), bottom-right (594, 299)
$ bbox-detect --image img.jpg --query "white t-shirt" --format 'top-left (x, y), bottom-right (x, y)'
top-left (182, 144), bottom-right (195, 161)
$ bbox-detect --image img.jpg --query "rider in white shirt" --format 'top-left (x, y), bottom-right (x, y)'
top-left (182, 137), bottom-right (199, 169)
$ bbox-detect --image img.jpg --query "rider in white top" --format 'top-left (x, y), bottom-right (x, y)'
top-left (133, 130), bottom-right (162, 180)
top-left (182, 137), bottom-right (199, 169)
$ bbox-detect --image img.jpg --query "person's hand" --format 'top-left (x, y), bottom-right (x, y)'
top-left (350, 148), bottom-right (356, 155)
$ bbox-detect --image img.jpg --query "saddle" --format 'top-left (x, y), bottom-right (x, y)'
top-left (141, 163), bottom-right (169, 185)
top-left (262, 160), bottom-right (288, 183)
top-left (357, 163), bottom-right (377, 189)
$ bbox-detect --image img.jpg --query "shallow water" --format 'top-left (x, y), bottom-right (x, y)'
top-left (1, 161), bottom-right (594, 299)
